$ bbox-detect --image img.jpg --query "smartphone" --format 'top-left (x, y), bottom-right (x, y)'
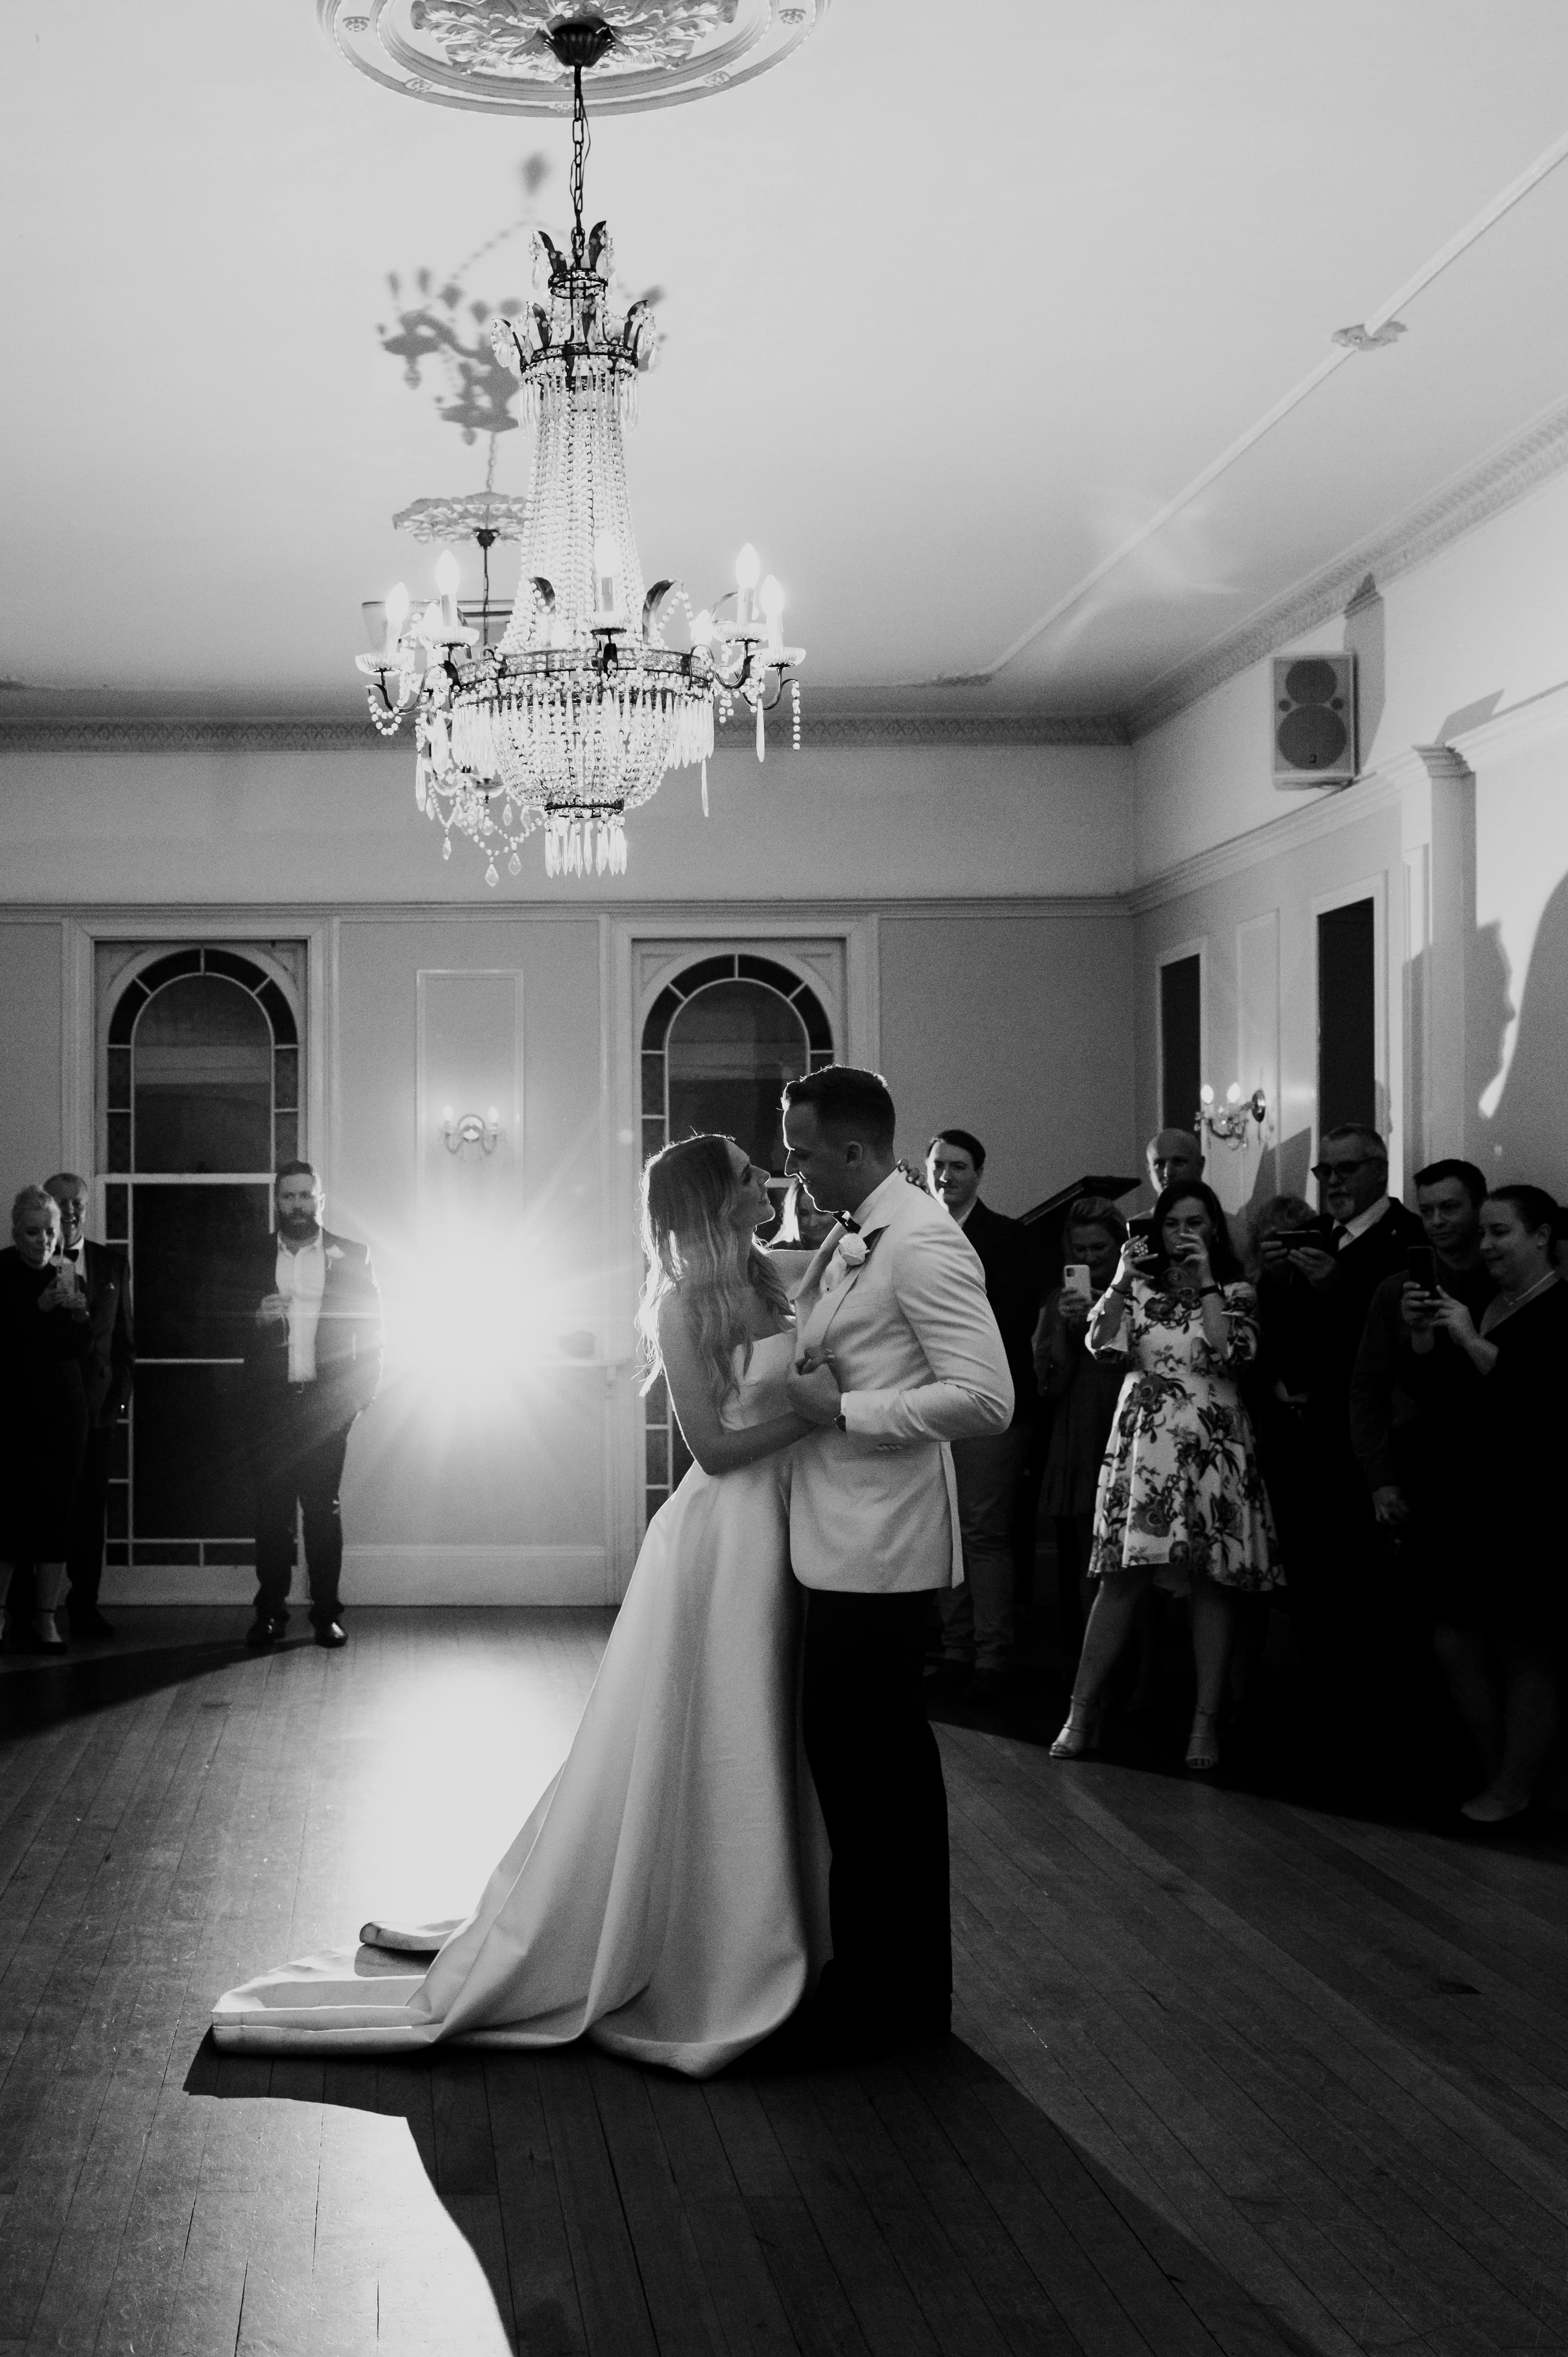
top-left (1125, 1214), bottom-right (1155, 1262)
top-left (1062, 1263), bottom-right (1092, 1301)
top-left (1406, 1245), bottom-right (1438, 1293)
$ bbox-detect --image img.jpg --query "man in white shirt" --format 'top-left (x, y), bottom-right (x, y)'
top-left (238, 1162), bottom-right (382, 1650)
top-left (781, 1067), bottom-right (1012, 2055)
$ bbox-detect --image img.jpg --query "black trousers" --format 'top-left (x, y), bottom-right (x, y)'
top-left (800, 1585), bottom-right (951, 2033)
top-left (66, 1424), bottom-right (113, 1615)
top-left (251, 1392), bottom-right (354, 1628)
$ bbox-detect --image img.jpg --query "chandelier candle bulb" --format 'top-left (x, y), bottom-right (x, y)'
top-left (384, 583), bottom-right (410, 660)
top-left (759, 574), bottom-right (784, 655)
top-left (435, 551), bottom-right (461, 635)
top-left (735, 543), bottom-right (761, 628)
top-left (593, 532), bottom-right (622, 618)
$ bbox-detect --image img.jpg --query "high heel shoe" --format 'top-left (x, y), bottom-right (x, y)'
top-left (1185, 1710), bottom-right (1221, 1772)
top-left (31, 1612), bottom-right (68, 1655)
top-left (1050, 1701), bottom-right (1103, 1759)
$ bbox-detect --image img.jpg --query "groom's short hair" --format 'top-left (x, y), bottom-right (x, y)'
top-left (784, 1065), bottom-right (896, 1151)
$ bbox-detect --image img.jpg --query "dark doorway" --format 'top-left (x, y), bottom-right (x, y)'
top-left (1318, 897), bottom-right (1377, 1134)
top-left (1159, 953), bottom-right (1201, 1131)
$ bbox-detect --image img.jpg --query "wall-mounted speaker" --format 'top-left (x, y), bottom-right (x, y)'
top-left (1272, 653), bottom-right (1356, 788)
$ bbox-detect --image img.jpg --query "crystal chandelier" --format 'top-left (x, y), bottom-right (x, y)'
top-left (357, 16), bottom-right (805, 883)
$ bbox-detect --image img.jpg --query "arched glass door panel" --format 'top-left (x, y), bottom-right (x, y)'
top-left (638, 953), bottom-right (833, 1525)
top-left (101, 947), bottom-right (301, 1577)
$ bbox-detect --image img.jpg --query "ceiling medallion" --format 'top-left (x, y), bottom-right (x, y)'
top-left (319, 0), bottom-right (827, 116)
top-left (358, 25), bottom-right (805, 883)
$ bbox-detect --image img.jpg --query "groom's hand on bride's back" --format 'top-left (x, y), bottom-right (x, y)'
top-left (787, 1354), bottom-right (843, 1426)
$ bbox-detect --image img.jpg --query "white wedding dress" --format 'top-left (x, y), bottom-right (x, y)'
top-left (212, 1331), bottom-right (830, 2078)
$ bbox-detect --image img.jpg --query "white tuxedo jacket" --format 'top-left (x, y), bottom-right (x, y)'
top-left (787, 1171), bottom-right (1014, 1593)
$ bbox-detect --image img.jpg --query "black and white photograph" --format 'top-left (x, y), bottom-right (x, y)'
top-left (4, 4), bottom-right (1568, 2350)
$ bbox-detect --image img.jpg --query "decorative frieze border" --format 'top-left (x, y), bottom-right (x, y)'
top-left (0, 711), bottom-right (1130, 757)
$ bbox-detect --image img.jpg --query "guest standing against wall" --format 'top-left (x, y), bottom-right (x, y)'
top-left (1415, 1185), bottom-right (1568, 1824)
top-left (0, 1188), bottom-right (94, 1653)
top-left (1051, 1180), bottom-right (1283, 1773)
top-left (42, 1170), bottom-right (133, 1643)
top-left (925, 1128), bottom-right (1039, 1703)
top-left (1260, 1127), bottom-right (1419, 1766)
top-left (1034, 1196), bottom-right (1130, 1666)
top-left (237, 1161), bottom-right (382, 1651)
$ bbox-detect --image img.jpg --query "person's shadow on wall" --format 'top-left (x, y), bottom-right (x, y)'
top-left (1473, 869), bottom-right (1568, 1191)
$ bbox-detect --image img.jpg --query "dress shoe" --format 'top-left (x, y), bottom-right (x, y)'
top-left (961, 1668), bottom-right (1010, 1708)
top-left (245, 1613), bottom-right (286, 1649)
top-left (923, 1659), bottom-right (972, 1699)
top-left (69, 1609), bottom-right (116, 1644)
top-left (313, 1621), bottom-right (348, 1649)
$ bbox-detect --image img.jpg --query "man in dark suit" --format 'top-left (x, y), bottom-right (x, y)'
top-left (46, 1170), bottom-right (134, 1643)
top-left (237, 1161), bottom-right (382, 1651)
top-left (1286, 1124), bottom-right (1424, 1777)
top-left (924, 1128), bottom-right (1039, 1703)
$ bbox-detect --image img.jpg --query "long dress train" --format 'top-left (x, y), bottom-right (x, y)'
top-left (212, 1332), bottom-right (830, 2078)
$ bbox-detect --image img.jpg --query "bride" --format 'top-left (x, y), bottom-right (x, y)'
top-left (212, 1134), bottom-right (830, 2078)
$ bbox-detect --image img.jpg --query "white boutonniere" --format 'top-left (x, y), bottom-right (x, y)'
top-left (324, 1245), bottom-right (345, 1266)
top-left (820, 1226), bottom-right (883, 1297)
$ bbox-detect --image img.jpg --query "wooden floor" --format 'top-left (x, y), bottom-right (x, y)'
top-left (3, 1611), bottom-right (1568, 2356)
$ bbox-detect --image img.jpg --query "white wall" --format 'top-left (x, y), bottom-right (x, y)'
top-left (0, 737), bottom-right (1135, 904)
top-left (1131, 460), bottom-right (1568, 1205)
top-left (1132, 466), bottom-right (1568, 884)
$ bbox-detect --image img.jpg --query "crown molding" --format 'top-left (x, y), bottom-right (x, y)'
top-left (1446, 677), bottom-right (1568, 767)
top-left (0, 894), bottom-right (1131, 928)
top-left (0, 711), bottom-right (1130, 758)
top-left (1126, 770), bottom-right (1405, 916)
top-left (1125, 393), bottom-right (1568, 740)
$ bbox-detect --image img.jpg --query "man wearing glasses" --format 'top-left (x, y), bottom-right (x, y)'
top-left (1300, 1126), bottom-right (1423, 1312)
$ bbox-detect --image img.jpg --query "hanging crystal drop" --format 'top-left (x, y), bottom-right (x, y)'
top-left (701, 756), bottom-right (708, 817)
top-left (508, 852), bottom-right (522, 876)
top-left (442, 835), bottom-right (452, 862)
top-left (485, 861), bottom-right (500, 888)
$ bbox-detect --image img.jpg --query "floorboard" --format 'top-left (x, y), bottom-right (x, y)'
top-left (3, 1606), bottom-right (1568, 2355)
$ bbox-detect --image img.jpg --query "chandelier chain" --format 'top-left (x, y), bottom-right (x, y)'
top-left (569, 65), bottom-right (590, 266)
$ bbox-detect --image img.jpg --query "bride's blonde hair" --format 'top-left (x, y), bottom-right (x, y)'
top-left (636, 1134), bottom-right (791, 1409)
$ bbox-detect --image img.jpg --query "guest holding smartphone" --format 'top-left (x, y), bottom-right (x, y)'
top-left (1411, 1184), bottom-right (1568, 1824)
top-left (1050, 1180), bottom-right (1282, 1773)
top-left (1034, 1198), bottom-right (1134, 1670)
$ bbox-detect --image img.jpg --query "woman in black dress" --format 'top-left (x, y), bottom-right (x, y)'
top-left (1422, 1183), bottom-right (1568, 1824)
top-left (0, 1186), bottom-right (94, 1652)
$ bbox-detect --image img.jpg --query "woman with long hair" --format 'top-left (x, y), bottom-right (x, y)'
top-left (213, 1134), bottom-right (828, 2076)
top-left (1050, 1178), bottom-right (1282, 1773)
top-left (1417, 1184), bottom-right (1568, 1823)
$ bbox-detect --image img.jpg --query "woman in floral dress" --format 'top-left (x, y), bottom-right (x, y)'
top-left (1050, 1180), bottom-right (1282, 1773)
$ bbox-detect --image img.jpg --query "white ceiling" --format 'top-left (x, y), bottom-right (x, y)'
top-left (4, 1), bottom-right (1568, 724)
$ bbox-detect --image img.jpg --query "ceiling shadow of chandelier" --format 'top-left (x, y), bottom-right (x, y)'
top-left (357, 15), bottom-right (805, 884)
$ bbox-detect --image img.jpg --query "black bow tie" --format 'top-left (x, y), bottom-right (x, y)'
top-left (839, 1216), bottom-right (859, 1235)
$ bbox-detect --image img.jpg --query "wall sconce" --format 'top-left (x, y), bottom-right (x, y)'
top-left (1198, 1082), bottom-right (1268, 1147)
top-left (442, 1105), bottom-right (501, 1156)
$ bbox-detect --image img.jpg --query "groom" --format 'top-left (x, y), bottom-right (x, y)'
top-left (782, 1066), bottom-right (1013, 2053)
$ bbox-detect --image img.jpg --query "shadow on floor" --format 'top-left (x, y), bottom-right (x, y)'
top-left (186, 2030), bottom-right (1321, 2357)
top-left (0, 1611), bottom-right (292, 1734)
top-left (925, 1618), bottom-right (1568, 1855)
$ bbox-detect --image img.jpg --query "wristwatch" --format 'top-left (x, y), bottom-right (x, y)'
top-left (834, 1412), bottom-right (847, 1432)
